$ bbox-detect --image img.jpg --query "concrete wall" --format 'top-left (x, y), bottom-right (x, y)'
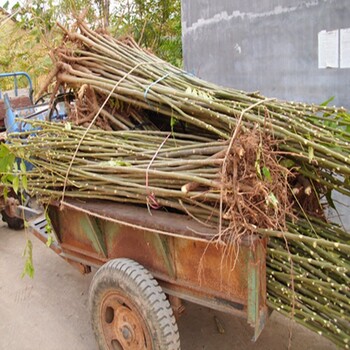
top-left (181, 0), bottom-right (350, 230)
top-left (182, 0), bottom-right (350, 108)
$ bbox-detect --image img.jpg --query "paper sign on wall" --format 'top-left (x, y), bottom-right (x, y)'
top-left (318, 30), bottom-right (339, 69)
top-left (340, 28), bottom-right (350, 68)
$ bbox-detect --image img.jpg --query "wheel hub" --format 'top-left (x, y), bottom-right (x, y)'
top-left (121, 326), bottom-right (131, 340)
top-left (100, 291), bottom-right (152, 350)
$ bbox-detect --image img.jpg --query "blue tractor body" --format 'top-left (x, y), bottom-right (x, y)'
top-left (0, 71), bottom-right (69, 134)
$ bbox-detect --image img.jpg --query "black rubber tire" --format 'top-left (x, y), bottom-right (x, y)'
top-left (89, 258), bottom-right (180, 350)
top-left (1, 209), bottom-right (24, 230)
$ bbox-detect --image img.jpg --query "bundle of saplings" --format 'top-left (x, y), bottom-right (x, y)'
top-left (2, 19), bottom-right (349, 348)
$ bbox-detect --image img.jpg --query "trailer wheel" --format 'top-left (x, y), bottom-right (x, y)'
top-left (89, 258), bottom-right (180, 350)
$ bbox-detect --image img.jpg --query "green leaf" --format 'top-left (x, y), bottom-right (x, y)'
top-left (12, 176), bottom-right (19, 194)
top-left (22, 261), bottom-right (34, 279)
top-left (46, 234), bottom-right (53, 247)
top-left (44, 210), bottom-right (54, 247)
top-left (2, 174), bottom-right (15, 185)
top-left (170, 115), bottom-right (178, 128)
top-left (255, 146), bottom-right (262, 179)
top-left (279, 159), bottom-right (295, 168)
top-left (45, 211), bottom-right (52, 234)
top-left (3, 187), bottom-right (8, 201)
top-left (20, 160), bottom-right (26, 173)
top-left (12, 2), bottom-right (20, 10)
top-left (267, 192), bottom-right (279, 210)
top-left (13, 161), bottom-right (19, 172)
top-left (22, 175), bottom-right (28, 192)
top-left (325, 190), bottom-right (336, 210)
top-left (320, 96), bottom-right (335, 107)
top-left (0, 153), bottom-right (15, 172)
top-left (0, 144), bottom-right (10, 158)
top-left (262, 166), bottom-right (272, 182)
top-left (21, 239), bottom-right (34, 279)
top-left (324, 120), bottom-right (338, 129)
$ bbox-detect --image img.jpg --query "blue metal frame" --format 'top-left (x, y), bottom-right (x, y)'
top-left (1, 71), bottom-right (69, 134)
top-left (0, 72), bottom-right (33, 102)
top-left (3, 94), bottom-right (50, 133)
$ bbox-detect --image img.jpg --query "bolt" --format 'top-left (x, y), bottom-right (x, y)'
top-left (121, 326), bottom-right (131, 340)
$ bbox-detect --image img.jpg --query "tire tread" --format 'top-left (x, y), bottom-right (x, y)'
top-left (89, 258), bottom-right (180, 350)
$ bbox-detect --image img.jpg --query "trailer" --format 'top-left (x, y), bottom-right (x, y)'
top-left (28, 198), bottom-right (267, 349)
top-left (1, 71), bottom-right (268, 349)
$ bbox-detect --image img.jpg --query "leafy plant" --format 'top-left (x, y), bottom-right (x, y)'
top-left (110, 0), bottom-right (182, 66)
top-left (21, 239), bottom-right (34, 278)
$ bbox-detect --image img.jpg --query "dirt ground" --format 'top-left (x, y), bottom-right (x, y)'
top-left (0, 222), bottom-right (337, 350)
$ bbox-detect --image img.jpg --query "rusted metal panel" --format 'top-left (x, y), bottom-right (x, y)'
top-left (101, 220), bottom-right (176, 278)
top-left (159, 281), bottom-right (247, 318)
top-left (49, 206), bottom-right (107, 259)
top-left (43, 199), bottom-right (267, 333)
top-left (31, 223), bottom-right (62, 255)
top-left (60, 199), bottom-right (218, 239)
top-left (174, 238), bottom-right (249, 304)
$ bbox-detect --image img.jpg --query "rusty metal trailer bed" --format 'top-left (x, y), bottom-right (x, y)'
top-left (29, 198), bottom-right (267, 350)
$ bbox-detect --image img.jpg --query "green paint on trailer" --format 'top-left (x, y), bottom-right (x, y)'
top-left (79, 215), bottom-right (107, 257)
top-left (147, 233), bottom-right (176, 279)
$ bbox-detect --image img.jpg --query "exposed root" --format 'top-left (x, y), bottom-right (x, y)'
top-left (220, 127), bottom-right (293, 243)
